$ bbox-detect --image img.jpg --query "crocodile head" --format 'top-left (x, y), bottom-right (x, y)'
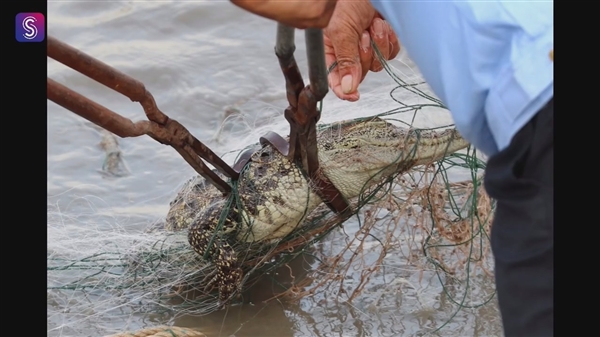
top-left (317, 117), bottom-right (469, 199)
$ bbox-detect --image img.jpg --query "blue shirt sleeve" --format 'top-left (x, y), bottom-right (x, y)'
top-left (370, 0), bottom-right (553, 156)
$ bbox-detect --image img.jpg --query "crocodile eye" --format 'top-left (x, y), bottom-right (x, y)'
top-left (256, 165), bottom-right (266, 177)
top-left (192, 184), bottom-right (204, 193)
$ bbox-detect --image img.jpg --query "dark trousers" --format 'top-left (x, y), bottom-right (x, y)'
top-left (484, 98), bottom-right (554, 337)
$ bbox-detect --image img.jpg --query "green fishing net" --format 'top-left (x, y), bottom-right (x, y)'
top-left (47, 45), bottom-right (496, 336)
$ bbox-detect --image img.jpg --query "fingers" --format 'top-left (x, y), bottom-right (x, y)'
top-left (372, 12), bottom-right (401, 61)
top-left (367, 18), bottom-right (403, 73)
top-left (325, 25), bottom-right (393, 101)
top-left (387, 22), bottom-right (401, 60)
top-left (368, 19), bottom-right (389, 72)
top-left (322, 0), bottom-right (378, 101)
top-left (359, 31), bottom-right (373, 82)
top-left (324, 22), bottom-right (363, 101)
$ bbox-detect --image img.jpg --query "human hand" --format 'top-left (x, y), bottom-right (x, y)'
top-left (324, 1), bottom-right (400, 101)
top-left (229, 0), bottom-right (400, 102)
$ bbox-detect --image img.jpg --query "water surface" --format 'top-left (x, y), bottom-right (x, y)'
top-left (47, 2), bottom-right (501, 336)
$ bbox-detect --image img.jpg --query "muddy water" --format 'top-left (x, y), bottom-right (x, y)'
top-left (47, 2), bottom-right (502, 336)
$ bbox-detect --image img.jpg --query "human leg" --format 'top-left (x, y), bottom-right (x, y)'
top-left (483, 98), bottom-right (554, 337)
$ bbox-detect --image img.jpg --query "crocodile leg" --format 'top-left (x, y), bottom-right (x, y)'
top-left (188, 206), bottom-right (243, 304)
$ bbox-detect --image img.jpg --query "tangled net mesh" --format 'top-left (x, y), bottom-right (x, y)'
top-left (48, 46), bottom-right (497, 336)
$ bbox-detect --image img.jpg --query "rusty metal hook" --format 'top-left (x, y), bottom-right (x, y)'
top-left (258, 25), bottom-right (352, 218)
top-left (47, 35), bottom-right (239, 195)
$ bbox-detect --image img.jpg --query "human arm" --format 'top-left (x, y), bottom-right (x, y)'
top-left (230, 0), bottom-right (400, 101)
top-left (229, 0), bottom-right (338, 29)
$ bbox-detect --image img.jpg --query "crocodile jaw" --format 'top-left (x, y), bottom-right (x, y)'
top-left (317, 120), bottom-right (469, 199)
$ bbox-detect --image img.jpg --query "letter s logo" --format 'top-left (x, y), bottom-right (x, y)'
top-left (22, 16), bottom-right (38, 40)
top-left (16, 13), bottom-right (45, 43)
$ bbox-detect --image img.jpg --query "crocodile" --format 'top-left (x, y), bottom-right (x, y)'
top-left (165, 117), bottom-right (469, 304)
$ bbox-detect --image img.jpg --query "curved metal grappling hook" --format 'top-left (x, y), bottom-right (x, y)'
top-left (46, 36), bottom-right (239, 195)
top-left (258, 25), bottom-right (352, 218)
